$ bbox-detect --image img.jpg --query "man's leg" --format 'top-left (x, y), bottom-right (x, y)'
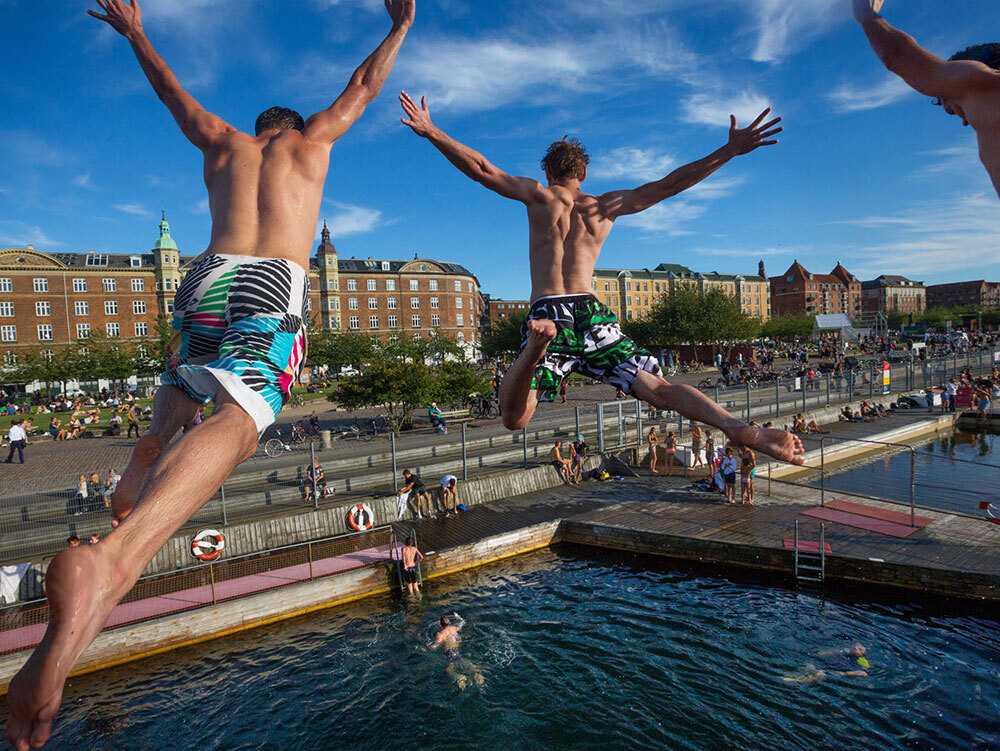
top-left (6, 391), bottom-right (257, 751)
top-left (499, 319), bottom-right (555, 430)
top-left (111, 386), bottom-right (198, 524)
top-left (631, 371), bottom-right (805, 465)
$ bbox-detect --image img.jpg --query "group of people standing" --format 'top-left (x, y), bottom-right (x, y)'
top-left (647, 423), bottom-right (757, 505)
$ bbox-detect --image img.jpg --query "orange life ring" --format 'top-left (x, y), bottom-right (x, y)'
top-left (191, 529), bottom-right (225, 561)
top-left (347, 503), bottom-right (374, 531)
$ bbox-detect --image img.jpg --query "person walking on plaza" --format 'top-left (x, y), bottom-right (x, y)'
top-left (399, 470), bottom-right (431, 519)
top-left (440, 475), bottom-right (459, 515)
top-left (428, 403), bottom-right (447, 434)
top-left (399, 93), bottom-right (804, 472)
top-left (7, 0), bottom-right (416, 746)
top-left (401, 536), bottom-right (424, 597)
top-left (4, 420), bottom-right (27, 464)
top-left (853, 0), bottom-right (1000, 200)
top-left (125, 405), bottom-right (140, 439)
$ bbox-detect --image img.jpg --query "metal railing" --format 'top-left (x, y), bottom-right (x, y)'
top-left (0, 525), bottom-right (395, 657)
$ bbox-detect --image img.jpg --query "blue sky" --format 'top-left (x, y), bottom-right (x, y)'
top-left (2, 0), bottom-right (999, 298)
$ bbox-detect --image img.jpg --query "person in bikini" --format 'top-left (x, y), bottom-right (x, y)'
top-left (852, 0), bottom-right (1000, 198)
top-left (398, 94), bottom-right (804, 469)
top-left (6, 1), bottom-right (415, 748)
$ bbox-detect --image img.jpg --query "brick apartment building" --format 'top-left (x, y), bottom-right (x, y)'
top-left (769, 261), bottom-right (862, 319)
top-left (591, 262), bottom-right (771, 322)
top-left (861, 275), bottom-right (925, 318)
top-left (484, 297), bottom-right (530, 327)
top-left (925, 280), bottom-right (1000, 310)
top-left (0, 217), bottom-right (485, 358)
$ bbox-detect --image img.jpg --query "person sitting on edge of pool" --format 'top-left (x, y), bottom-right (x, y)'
top-left (432, 613), bottom-right (484, 691)
top-left (782, 643), bottom-right (871, 683)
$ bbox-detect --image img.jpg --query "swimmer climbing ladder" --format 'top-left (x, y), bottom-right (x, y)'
top-left (793, 520), bottom-right (826, 585)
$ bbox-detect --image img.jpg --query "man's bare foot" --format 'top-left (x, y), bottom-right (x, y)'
top-left (7, 545), bottom-right (128, 751)
top-left (525, 318), bottom-right (556, 359)
top-left (728, 425), bottom-right (806, 465)
top-left (110, 433), bottom-right (163, 523)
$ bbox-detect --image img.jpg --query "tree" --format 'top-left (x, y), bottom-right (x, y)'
top-left (762, 313), bottom-right (814, 340)
top-left (309, 330), bottom-right (379, 373)
top-left (425, 328), bottom-right (466, 364)
top-left (330, 357), bottom-right (433, 434)
top-left (481, 310), bottom-right (528, 360)
top-left (433, 360), bottom-right (492, 407)
top-left (645, 285), bottom-right (762, 357)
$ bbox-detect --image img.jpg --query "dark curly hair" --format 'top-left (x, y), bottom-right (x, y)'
top-left (540, 136), bottom-right (590, 181)
top-left (934, 44), bottom-right (1000, 105)
top-left (255, 106), bottom-right (305, 135)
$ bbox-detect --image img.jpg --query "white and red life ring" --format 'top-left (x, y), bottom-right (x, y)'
top-left (980, 500), bottom-right (1000, 525)
top-left (191, 529), bottom-right (225, 561)
top-left (347, 503), bottom-right (374, 531)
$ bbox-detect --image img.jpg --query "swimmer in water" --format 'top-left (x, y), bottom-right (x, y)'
top-left (432, 614), bottom-right (484, 690)
top-left (782, 643), bottom-right (871, 683)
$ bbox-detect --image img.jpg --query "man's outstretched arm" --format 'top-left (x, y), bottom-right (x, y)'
top-left (399, 92), bottom-right (547, 204)
top-left (88, 0), bottom-right (233, 150)
top-left (599, 108), bottom-right (781, 220)
top-left (852, 0), bottom-right (999, 101)
top-left (302, 0), bottom-right (414, 145)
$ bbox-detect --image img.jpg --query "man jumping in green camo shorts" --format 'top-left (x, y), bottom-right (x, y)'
top-left (400, 92), bottom-right (805, 467)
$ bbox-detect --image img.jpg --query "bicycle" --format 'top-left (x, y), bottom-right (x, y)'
top-left (262, 427), bottom-right (294, 457)
top-left (473, 395), bottom-right (499, 420)
top-left (289, 393), bottom-right (306, 408)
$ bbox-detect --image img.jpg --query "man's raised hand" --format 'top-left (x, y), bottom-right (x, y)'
top-left (385, 0), bottom-right (415, 29)
top-left (726, 108), bottom-right (783, 156)
top-left (399, 92), bottom-right (434, 137)
top-left (87, 0), bottom-right (143, 39)
top-left (852, 0), bottom-right (884, 24)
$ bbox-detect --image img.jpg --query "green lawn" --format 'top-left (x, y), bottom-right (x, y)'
top-left (0, 398), bottom-right (157, 434)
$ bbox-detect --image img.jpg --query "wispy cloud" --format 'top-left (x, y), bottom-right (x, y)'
top-left (115, 203), bottom-right (154, 218)
top-left (0, 221), bottom-right (62, 248)
top-left (0, 130), bottom-right (75, 167)
top-left (618, 200), bottom-right (707, 236)
top-left (915, 139), bottom-right (984, 179)
top-left (192, 198), bottom-right (209, 215)
top-left (828, 75), bottom-right (912, 113)
top-left (742, 0), bottom-right (842, 63)
top-left (73, 172), bottom-right (94, 189)
top-left (682, 91), bottom-right (773, 127)
top-left (844, 192), bottom-right (1000, 277)
top-left (684, 175), bottom-right (747, 200)
top-left (590, 147), bottom-right (678, 183)
top-left (322, 202), bottom-right (383, 237)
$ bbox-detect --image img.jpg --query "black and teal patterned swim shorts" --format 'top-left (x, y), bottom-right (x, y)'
top-left (520, 294), bottom-right (662, 395)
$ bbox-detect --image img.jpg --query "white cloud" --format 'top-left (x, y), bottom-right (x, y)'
top-left (73, 172), bottom-right (93, 189)
top-left (742, 0), bottom-right (842, 63)
top-left (0, 130), bottom-right (74, 167)
top-left (844, 192), bottom-right (1000, 277)
top-left (692, 246), bottom-right (794, 258)
top-left (403, 38), bottom-right (594, 112)
top-left (684, 175), bottom-right (747, 200)
top-left (311, 0), bottom-right (384, 9)
top-left (682, 91), bottom-right (773, 127)
top-left (0, 221), bottom-right (62, 248)
top-left (618, 200), bottom-right (707, 235)
top-left (115, 203), bottom-right (154, 218)
top-left (192, 198), bottom-right (209, 215)
top-left (323, 202), bottom-right (382, 237)
top-left (590, 148), bottom-right (678, 183)
top-left (828, 75), bottom-right (912, 113)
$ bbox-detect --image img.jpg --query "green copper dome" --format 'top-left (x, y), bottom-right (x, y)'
top-left (153, 211), bottom-right (178, 251)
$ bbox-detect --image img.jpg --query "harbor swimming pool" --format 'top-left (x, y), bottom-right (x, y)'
top-left (5, 548), bottom-right (997, 751)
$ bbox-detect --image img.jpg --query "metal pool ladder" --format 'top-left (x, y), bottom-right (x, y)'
top-left (793, 520), bottom-right (826, 585)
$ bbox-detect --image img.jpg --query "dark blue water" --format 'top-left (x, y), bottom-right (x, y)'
top-left (819, 428), bottom-right (1000, 515)
top-left (7, 549), bottom-right (998, 751)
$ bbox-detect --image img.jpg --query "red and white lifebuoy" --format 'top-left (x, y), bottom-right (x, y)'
top-left (191, 529), bottom-right (225, 561)
top-left (981, 500), bottom-right (1000, 525)
top-left (347, 503), bottom-right (374, 531)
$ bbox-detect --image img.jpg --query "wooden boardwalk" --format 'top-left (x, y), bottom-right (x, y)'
top-left (396, 460), bottom-right (1000, 600)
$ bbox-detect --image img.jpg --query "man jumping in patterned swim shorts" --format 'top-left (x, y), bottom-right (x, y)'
top-left (400, 93), bottom-right (805, 469)
top-left (6, 2), bottom-right (414, 748)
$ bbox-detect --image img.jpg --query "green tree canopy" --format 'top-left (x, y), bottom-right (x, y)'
top-left (481, 309), bottom-right (528, 360)
top-left (761, 313), bottom-right (814, 340)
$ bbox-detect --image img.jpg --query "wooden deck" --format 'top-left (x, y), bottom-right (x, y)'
top-left (396, 464), bottom-right (1000, 601)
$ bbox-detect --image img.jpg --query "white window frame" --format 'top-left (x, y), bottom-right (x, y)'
top-left (456, 297), bottom-right (463, 309)
top-left (0, 278), bottom-right (11, 293)
top-left (37, 324), bottom-right (53, 341)
top-left (386, 279), bottom-right (396, 291)
top-left (133, 300), bottom-right (147, 315)
top-left (348, 298), bottom-right (359, 310)
top-left (431, 314), bottom-right (440, 327)
top-left (411, 314), bottom-right (421, 328)
top-left (33, 278), bottom-right (48, 293)
top-left (410, 297), bottom-right (420, 309)
top-left (369, 315), bottom-right (379, 329)
top-left (456, 314), bottom-right (464, 326)
top-left (367, 279), bottom-right (377, 291)
top-left (387, 297), bottom-right (398, 310)
top-left (409, 279), bottom-right (419, 291)
top-left (35, 301), bottom-right (50, 317)
top-left (429, 279), bottom-right (439, 291)
top-left (1, 325), bottom-right (17, 342)
top-left (131, 278), bottom-right (144, 292)
top-left (134, 321), bottom-right (149, 337)
top-left (430, 297), bottom-right (439, 309)
top-left (347, 279), bottom-right (358, 291)
top-left (368, 297), bottom-right (378, 309)
top-left (0, 302), bottom-right (13, 317)
top-left (349, 316), bottom-right (360, 330)
top-left (388, 315), bottom-right (399, 328)
top-left (105, 300), bottom-right (118, 316)
top-left (74, 301), bottom-right (89, 316)
top-left (106, 322), bottom-right (120, 338)
top-left (454, 280), bottom-right (461, 291)
top-left (102, 278), bottom-right (117, 292)
top-left (76, 323), bottom-right (91, 339)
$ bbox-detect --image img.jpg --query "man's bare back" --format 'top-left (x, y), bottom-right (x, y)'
top-left (853, 0), bottom-right (1000, 196)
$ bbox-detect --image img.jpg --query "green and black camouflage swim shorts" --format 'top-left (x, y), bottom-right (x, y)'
top-left (520, 294), bottom-right (661, 395)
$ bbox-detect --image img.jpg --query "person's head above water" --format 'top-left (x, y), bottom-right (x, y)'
top-left (541, 136), bottom-right (589, 184)
top-left (849, 643), bottom-right (866, 658)
top-left (255, 106), bottom-right (305, 136)
top-left (440, 615), bottom-right (450, 628)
